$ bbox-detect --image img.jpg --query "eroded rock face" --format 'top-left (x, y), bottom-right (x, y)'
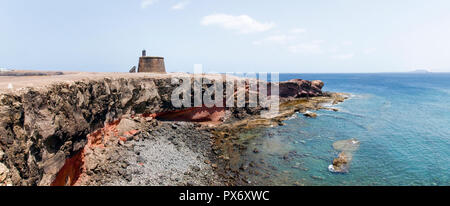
top-left (0, 162), bottom-right (12, 186)
top-left (117, 119), bottom-right (140, 136)
top-left (0, 77), bottom-right (179, 185)
top-left (311, 80), bottom-right (324, 90)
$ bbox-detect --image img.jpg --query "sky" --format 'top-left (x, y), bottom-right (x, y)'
top-left (1, 0), bottom-right (450, 73)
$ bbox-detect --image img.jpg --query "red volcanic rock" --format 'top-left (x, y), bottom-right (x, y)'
top-left (51, 119), bottom-right (126, 186)
top-left (51, 151), bottom-right (84, 186)
top-left (278, 79), bottom-right (324, 98)
top-left (155, 105), bottom-right (225, 124)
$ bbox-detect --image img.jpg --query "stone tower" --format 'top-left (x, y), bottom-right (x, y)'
top-left (138, 50), bottom-right (166, 73)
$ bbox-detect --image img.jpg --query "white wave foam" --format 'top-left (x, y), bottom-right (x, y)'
top-left (287, 113), bottom-right (298, 120)
top-left (328, 165), bottom-right (337, 173)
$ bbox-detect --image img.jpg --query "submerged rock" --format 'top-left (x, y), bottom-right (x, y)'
top-left (332, 138), bottom-right (360, 152)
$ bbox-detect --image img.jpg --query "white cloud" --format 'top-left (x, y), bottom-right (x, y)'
top-left (331, 53), bottom-right (355, 60)
top-left (253, 35), bottom-right (296, 45)
top-left (141, 0), bottom-right (159, 9)
top-left (201, 14), bottom-right (275, 34)
top-left (171, 1), bottom-right (189, 10)
top-left (363, 48), bottom-right (376, 54)
top-left (288, 40), bottom-right (324, 54)
top-left (341, 41), bottom-right (353, 46)
top-left (291, 28), bottom-right (307, 34)
top-left (327, 46), bottom-right (339, 53)
top-left (265, 35), bottom-right (295, 43)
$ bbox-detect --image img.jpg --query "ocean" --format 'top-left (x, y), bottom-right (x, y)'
top-left (238, 73), bottom-right (450, 186)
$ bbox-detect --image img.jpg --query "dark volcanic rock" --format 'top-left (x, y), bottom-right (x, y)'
top-left (278, 79), bottom-right (323, 98)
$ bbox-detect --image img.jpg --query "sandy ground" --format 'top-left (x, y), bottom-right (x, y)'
top-left (0, 70), bottom-right (233, 93)
top-left (0, 71), bottom-right (167, 93)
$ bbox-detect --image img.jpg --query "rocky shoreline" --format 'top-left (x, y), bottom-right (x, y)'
top-left (209, 92), bottom-right (349, 185)
top-left (0, 72), bottom-right (348, 186)
top-left (68, 92), bottom-right (348, 186)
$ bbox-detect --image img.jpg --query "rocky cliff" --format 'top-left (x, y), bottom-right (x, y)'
top-left (0, 73), bottom-right (326, 186)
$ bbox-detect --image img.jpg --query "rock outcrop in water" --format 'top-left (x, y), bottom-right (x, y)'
top-left (328, 138), bottom-right (360, 173)
top-left (303, 111), bottom-right (318, 118)
top-left (0, 73), bottom-right (333, 186)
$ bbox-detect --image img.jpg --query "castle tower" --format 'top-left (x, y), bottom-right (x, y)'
top-left (138, 50), bottom-right (166, 73)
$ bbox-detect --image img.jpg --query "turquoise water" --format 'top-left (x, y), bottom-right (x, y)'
top-left (240, 73), bottom-right (450, 186)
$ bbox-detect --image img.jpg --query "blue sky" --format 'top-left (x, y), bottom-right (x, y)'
top-left (1, 0), bottom-right (450, 73)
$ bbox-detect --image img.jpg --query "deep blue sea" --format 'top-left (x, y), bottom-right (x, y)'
top-left (240, 73), bottom-right (450, 186)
